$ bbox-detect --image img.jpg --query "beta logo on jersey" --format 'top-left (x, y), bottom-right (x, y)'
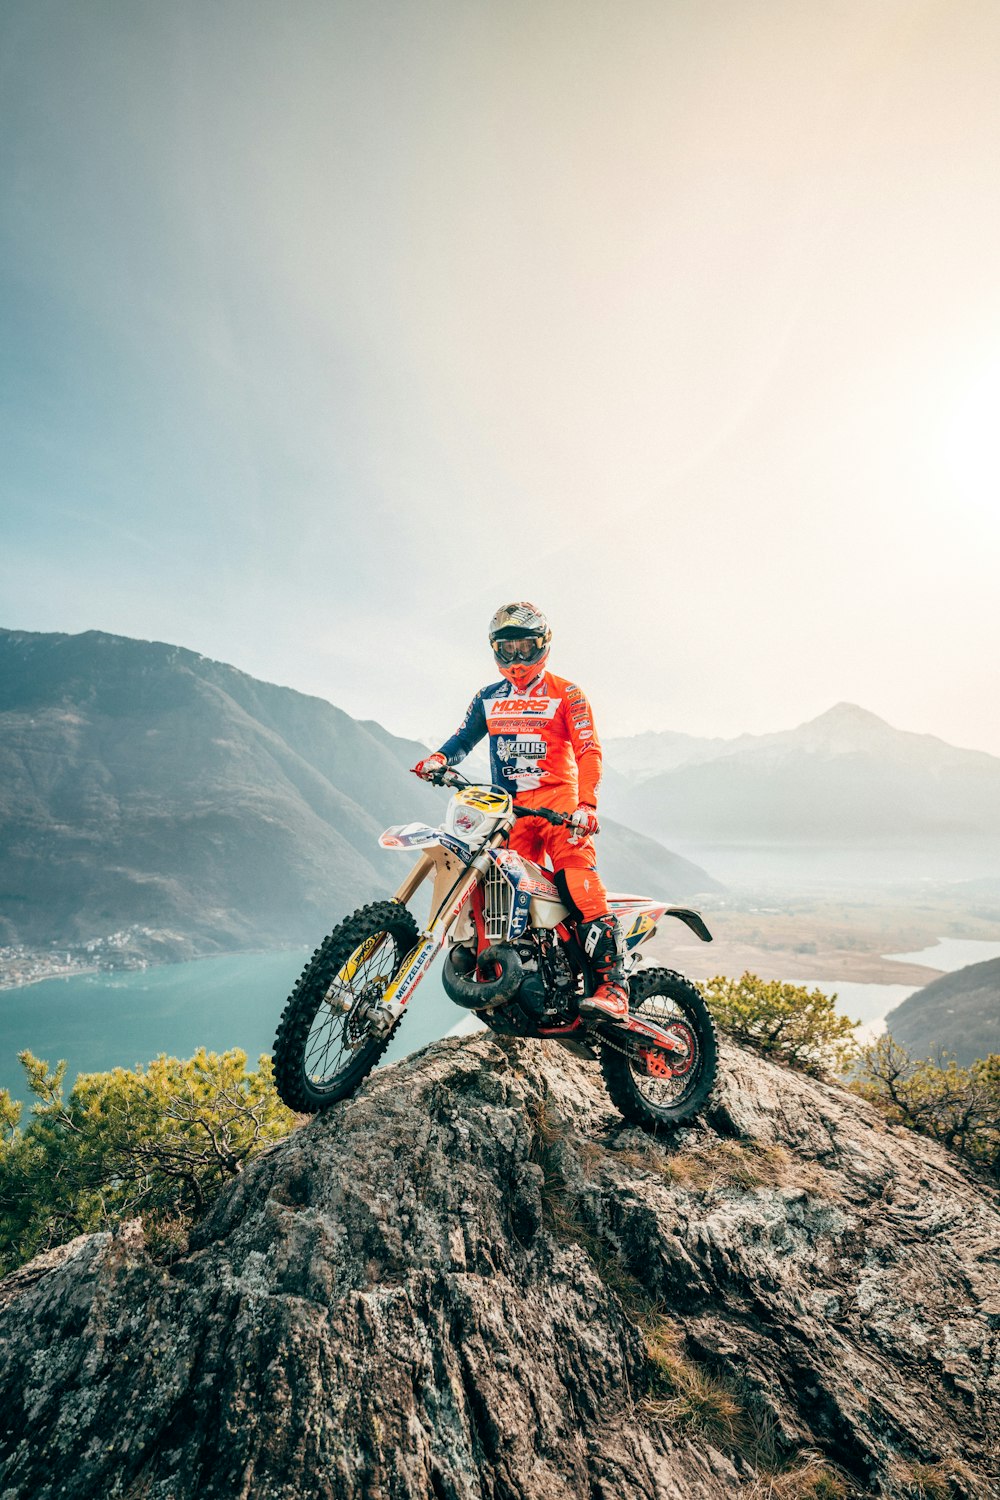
top-left (502, 764), bottom-right (544, 782)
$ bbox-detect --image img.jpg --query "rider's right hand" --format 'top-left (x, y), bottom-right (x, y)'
top-left (412, 753), bottom-right (447, 780)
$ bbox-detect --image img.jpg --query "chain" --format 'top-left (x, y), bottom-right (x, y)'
top-left (594, 1023), bottom-right (636, 1059)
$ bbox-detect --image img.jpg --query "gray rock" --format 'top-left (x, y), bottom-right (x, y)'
top-left (1, 1034), bottom-right (997, 1498)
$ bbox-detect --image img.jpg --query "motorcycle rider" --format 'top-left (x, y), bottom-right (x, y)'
top-left (412, 601), bottom-right (629, 1021)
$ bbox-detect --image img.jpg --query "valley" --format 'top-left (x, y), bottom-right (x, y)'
top-left (651, 881), bottom-right (1000, 986)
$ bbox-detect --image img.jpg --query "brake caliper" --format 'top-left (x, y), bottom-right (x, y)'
top-left (636, 1045), bottom-right (674, 1079)
top-left (635, 1021), bottom-right (695, 1079)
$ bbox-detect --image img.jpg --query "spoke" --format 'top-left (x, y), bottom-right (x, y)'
top-left (302, 929), bottom-right (401, 1088)
top-left (305, 1014), bottom-right (346, 1078)
top-left (630, 998), bottom-right (700, 1106)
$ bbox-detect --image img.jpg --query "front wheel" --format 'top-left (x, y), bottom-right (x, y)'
top-left (272, 901), bottom-right (420, 1112)
top-left (600, 968), bottom-right (718, 1132)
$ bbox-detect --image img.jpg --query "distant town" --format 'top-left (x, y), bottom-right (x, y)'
top-left (0, 930), bottom-right (155, 990)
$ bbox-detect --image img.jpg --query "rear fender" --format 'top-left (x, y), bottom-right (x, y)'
top-left (664, 907), bottom-right (713, 943)
top-left (610, 896), bottom-right (668, 951)
top-left (609, 895), bottom-right (713, 948)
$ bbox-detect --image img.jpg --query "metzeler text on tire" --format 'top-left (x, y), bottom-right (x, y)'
top-left (272, 901), bottom-right (420, 1113)
top-left (599, 969), bottom-right (718, 1132)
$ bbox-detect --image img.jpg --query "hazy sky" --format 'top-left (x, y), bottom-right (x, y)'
top-left (2, 0), bottom-right (999, 753)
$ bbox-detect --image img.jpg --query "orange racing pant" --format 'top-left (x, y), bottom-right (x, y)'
top-left (506, 784), bottom-right (609, 921)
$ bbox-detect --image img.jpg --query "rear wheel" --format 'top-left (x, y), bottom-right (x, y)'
top-left (272, 901), bottom-right (420, 1113)
top-left (600, 968), bottom-right (717, 1131)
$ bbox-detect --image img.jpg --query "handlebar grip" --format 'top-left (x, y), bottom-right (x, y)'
top-left (513, 805), bottom-right (570, 826)
top-left (423, 766), bottom-right (470, 789)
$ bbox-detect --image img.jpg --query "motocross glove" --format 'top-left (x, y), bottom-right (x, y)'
top-left (569, 804), bottom-right (600, 837)
top-left (413, 753), bottom-right (447, 780)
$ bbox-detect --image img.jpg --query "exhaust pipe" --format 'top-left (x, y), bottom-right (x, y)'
top-left (442, 943), bottom-right (523, 1010)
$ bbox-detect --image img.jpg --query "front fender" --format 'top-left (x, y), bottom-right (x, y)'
top-left (379, 823), bottom-right (470, 860)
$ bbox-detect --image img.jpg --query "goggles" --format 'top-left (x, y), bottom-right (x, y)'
top-left (492, 635), bottom-right (546, 665)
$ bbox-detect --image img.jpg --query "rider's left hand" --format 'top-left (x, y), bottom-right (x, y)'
top-left (569, 804), bottom-right (600, 837)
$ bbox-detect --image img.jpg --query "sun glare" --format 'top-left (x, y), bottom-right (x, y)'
top-left (939, 361), bottom-right (1000, 527)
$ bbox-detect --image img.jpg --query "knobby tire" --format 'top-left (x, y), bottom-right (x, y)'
top-left (600, 968), bottom-right (718, 1132)
top-left (272, 900), bottom-right (419, 1113)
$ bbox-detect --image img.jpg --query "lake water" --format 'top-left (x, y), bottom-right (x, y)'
top-left (785, 978), bottom-right (915, 1029)
top-left (0, 951), bottom-right (464, 1108)
top-left (791, 936), bottom-right (1000, 1042)
top-left (6, 936), bottom-right (998, 1107)
top-left (884, 938), bottom-right (1000, 970)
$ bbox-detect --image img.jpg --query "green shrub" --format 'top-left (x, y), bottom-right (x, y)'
top-left (702, 972), bottom-right (858, 1075)
top-left (854, 1036), bottom-right (1000, 1177)
top-left (0, 1048), bottom-right (298, 1274)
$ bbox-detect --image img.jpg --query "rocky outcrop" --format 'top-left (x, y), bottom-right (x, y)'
top-left (1, 1033), bottom-right (998, 1499)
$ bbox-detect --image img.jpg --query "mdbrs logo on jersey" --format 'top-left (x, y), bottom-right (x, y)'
top-left (487, 697), bottom-right (559, 720)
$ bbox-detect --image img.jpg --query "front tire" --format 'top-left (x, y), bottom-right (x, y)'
top-left (600, 968), bottom-right (718, 1132)
top-left (273, 901), bottom-right (420, 1113)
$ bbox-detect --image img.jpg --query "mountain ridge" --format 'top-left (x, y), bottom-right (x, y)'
top-left (607, 701), bottom-right (1000, 779)
top-left (0, 627), bottom-right (719, 959)
top-left (885, 956), bottom-right (1000, 1066)
top-left (603, 702), bottom-right (1000, 848)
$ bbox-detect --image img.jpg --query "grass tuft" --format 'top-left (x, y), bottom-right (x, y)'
top-left (613, 1134), bottom-right (839, 1205)
top-left (142, 1212), bottom-right (191, 1264)
top-left (641, 1323), bottom-right (747, 1448)
top-left (890, 1457), bottom-right (981, 1499)
top-left (743, 1453), bottom-right (849, 1498)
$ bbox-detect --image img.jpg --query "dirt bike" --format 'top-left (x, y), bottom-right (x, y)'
top-left (272, 768), bottom-right (718, 1130)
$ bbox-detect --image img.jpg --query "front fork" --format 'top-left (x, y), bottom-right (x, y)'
top-left (368, 845), bottom-right (494, 1034)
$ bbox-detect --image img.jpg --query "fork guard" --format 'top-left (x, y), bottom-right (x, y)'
top-left (441, 942), bottom-right (524, 1010)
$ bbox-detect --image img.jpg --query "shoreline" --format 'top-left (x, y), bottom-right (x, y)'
top-left (0, 965), bottom-right (102, 993)
top-left (644, 935), bottom-right (945, 988)
top-left (0, 946), bottom-right (310, 995)
top-left (2, 944), bottom-right (945, 996)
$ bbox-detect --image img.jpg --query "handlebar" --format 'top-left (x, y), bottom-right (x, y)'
top-left (411, 765), bottom-right (471, 791)
top-left (512, 804), bottom-right (574, 827)
top-left (410, 764), bottom-right (583, 829)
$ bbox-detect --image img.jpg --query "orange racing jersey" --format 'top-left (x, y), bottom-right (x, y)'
top-left (437, 671), bottom-right (602, 804)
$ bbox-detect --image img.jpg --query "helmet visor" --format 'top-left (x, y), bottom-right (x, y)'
top-left (493, 635), bottom-right (546, 665)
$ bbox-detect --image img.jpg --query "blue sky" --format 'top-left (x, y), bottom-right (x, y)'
top-left (2, 1), bottom-right (999, 753)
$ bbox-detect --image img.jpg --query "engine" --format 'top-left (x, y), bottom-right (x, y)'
top-left (441, 930), bottom-right (579, 1033)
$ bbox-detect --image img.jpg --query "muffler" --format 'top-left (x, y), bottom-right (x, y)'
top-left (441, 943), bottom-right (523, 1010)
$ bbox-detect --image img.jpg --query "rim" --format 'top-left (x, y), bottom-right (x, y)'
top-left (301, 932), bottom-right (404, 1091)
top-left (628, 994), bottom-right (703, 1109)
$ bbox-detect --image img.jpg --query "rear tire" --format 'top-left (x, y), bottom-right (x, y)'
top-left (273, 901), bottom-right (420, 1113)
top-left (600, 968), bottom-right (717, 1132)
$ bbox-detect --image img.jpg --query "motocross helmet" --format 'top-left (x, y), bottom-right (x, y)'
top-left (489, 601), bottom-right (551, 688)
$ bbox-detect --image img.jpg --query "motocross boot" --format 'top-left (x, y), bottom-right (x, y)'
top-left (577, 913), bottom-right (630, 1021)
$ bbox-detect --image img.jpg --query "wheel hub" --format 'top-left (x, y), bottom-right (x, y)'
top-left (346, 979), bottom-right (390, 1046)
